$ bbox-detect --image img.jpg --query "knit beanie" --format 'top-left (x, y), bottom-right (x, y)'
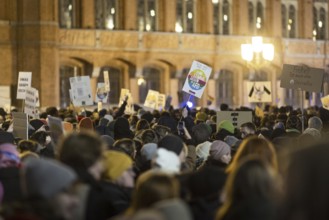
top-left (103, 150), bottom-right (133, 181)
top-left (224, 135), bottom-right (240, 147)
top-left (114, 117), bottom-right (133, 140)
top-left (217, 120), bottom-right (235, 134)
top-left (23, 158), bottom-right (77, 199)
top-left (195, 141), bottom-right (212, 159)
top-left (141, 143), bottom-right (158, 161)
top-left (0, 131), bottom-right (15, 144)
top-left (196, 112), bottom-right (208, 122)
top-left (79, 117), bottom-right (94, 130)
top-left (158, 135), bottom-right (184, 155)
top-left (303, 128), bottom-right (321, 139)
top-left (209, 140), bottom-right (231, 164)
top-left (104, 114), bottom-right (113, 123)
top-left (153, 148), bottom-right (180, 174)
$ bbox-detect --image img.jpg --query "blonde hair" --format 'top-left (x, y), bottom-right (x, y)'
top-left (226, 136), bottom-right (278, 173)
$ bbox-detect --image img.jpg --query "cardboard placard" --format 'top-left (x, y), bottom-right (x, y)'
top-left (69, 76), bottom-right (93, 106)
top-left (12, 112), bottom-right (28, 140)
top-left (24, 87), bottom-right (39, 118)
top-left (182, 61), bottom-right (212, 98)
top-left (280, 64), bottom-right (324, 93)
top-left (144, 90), bottom-right (159, 109)
top-left (48, 115), bottom-right (64, 144)
top-left (17, 72), bottom-right (32, 99)
top-left (217, 111), bottom-right (253, 129)
top-left (104, 71), bottom-right (110, 92)
top-left (247, 81), bottom-right (272, 103)
top-left (0, 86), bottom-right (11, 110)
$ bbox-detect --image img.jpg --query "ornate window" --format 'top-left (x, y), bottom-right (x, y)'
top-left (222, 0), bottom-right (230, 35)
top-left (248, 0), bottom-right (265, 35)
top-left (139, 67), bottom-right (161, 103)
top-left (216, 69), bottom-right (233, 107)
top-left (249, 2), bottom-right (255, 34)
top-left (288, 5), bottom-right (296, 38)
top-left (95, 0), bottom-right (120, 30)
top-left (59, 0), bottom-right (79, 28)
top-left (176, 0), bottom-right (195, 33)
top-left (137, 0), bottom-right (158, 31)
top-left (313, 1), bottom-right (328, 40)
top-left (281, 4), bottom-right (287, 37)
top-left (213, 0), bottom-right (231, 35)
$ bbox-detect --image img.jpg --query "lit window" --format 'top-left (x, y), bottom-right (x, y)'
top-left (288, 5), bottom-right (296, 38)
top-left (59, 0), bottom-right (77, 28)
top-left (249, 1), bottom-right (265, 35)
top-left (222, 0), bottom-right (230, 35)
top-left (176, 0), bottom-right (195, 33)
top-left (95, 0), bottom-right (119, 30)
top-left (137, 0), bottom-right (158, 32)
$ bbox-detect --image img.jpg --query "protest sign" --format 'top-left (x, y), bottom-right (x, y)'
top-left (0, 86), bottom-right (11, 110)
top-left (217, 111), bottom-right (253, 129)
top-left (17, 72), bottom-right (32, 99)
top-left (280, 64), bottom-right (324, 93)
top-left (321, 95), bottom-right (329, 110)
top-left (182, 61), bottom-right (212, 98)
top-left (104, 71), bottom-right (110, 92)
top-left (157, 93), bottom-right (166, 111)
top-left (12, 112), bottom-right (28, 140)
top-left (95, 83), bottom-right (108, 103)
top-left (247, 81), bottom-right (272, 103)
top-left (24, 87), bottom-right (38, 118)
top-left (69, 76), bottom-right (93, 106)
top-left (48, 115), bottom-right (64, 144)
top-left (144, 90), bottom-right (159, 109)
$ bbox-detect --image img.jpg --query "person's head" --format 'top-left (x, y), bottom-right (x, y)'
top-left (22, 158), bottom-right (78, 220)
top-left (136, 119), bottom-right (150, 132)
top-left (158, 135), bottom-right (186, 163)
top-left (58, 131), bottom-right (105, 180)
top-left (17, 140), bottom-right (38, 153)
top-left (308, 116), bottom-right (323, 131)
top-left (240, 122), bottom-right (257, 139)
top-left (131, 171), bottom-right (179, 213)
top-left (209, 140), bottom-right (231, 164)
top-left (30, 131), bottom-right (51, 147)
top-left (0, 143), bottom-right (20, 168)
top-left (192, 123), bottom-right (211, 145)
top-left (226, 136), bottom-right (278, 173)
top-left (217, 157), bottom-right (279, 220)
top-left (113, 138), bottom-right (136, 159)
top-left (102, 150), bottom-right (135, 188)
top-left (152, 148), bottom-right (181, 174)
top-left (141, 129), bottom-right (158, 144)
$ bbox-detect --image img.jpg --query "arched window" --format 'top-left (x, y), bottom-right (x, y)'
top-left (288, 5), bottom-right (296, 38)
top-left (281, 4), bottom-right (287, 37)
top-left (137, 0), bottom-right (157, 32)
top-left (95, 0), bottom-right (120, 30)
top-left (139, 67), bottom-right (161, 103)
top-left (59, 66), bottom-right (81, 108)
top-left (256, 1), bottom-right (264, 34)
top-left (59, 0), bottom-right (79, 28)
top-left (222, 0), bottom-right (230, 35)
top-left (176, 0), bottom-right (195, 33)
top-left (216, 69), bottom-right (233, 107)
top-left (249, 2), bottom-right (255, 34)
top-left (97, 67), bottom-right (121, 104)
top-left (313, 6), bottom-right (318, 40)
top-left (213, 1), bottom-right (220, 35)
top-left (318, 7), bottom-right (326, 40)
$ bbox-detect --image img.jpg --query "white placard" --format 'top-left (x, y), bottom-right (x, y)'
top-left (104, 71), bottom-right (110, 92)
top-left (182, 61), bottom-right (212, 98)
top-left (280, 64), bottom-right (324, 93)
top-left (12, 112), bottom-right (28, 140)
top-left (119, 88), bottom-right (130, 106)
top-left (24, 87), bottom-right (38, 118)
top-left (217, 111), bottom-right (253, 129)
top-left (247, 81), bottom-right (272, 103)
top-left (0, 86), bottom-right (11, 110)
top-left (69, 76), bottom-right (93, 106)
top-left (144, 90), bottom-right (159, 109)
top-left (95, 83), bottom-right (108, 103)
top-left (17, 72), bottom-right (32, 99)
top-left (48, 115), bottom-right (64, 144)
top-left (157, 94), bottom-right (166, 111)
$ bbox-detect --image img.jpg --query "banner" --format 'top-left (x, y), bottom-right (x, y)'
top-left (69, 76), bottom-right (93, 106)
top-left (24, 87), bottom-right (39, 118)
top-left (182, 61), bottom-right (212, 98)
top-left (144, 90), bottom-right (159, 109)
top-left (217, 111), bottom-right (253, 129)
top-left (280, 64), bottom-right (324, 93)
top-left (12, 112), bottom-right (28, 140)
top-left (17, 72), bottom-right (32, 99)
top-left (247, 81), bottom-right (272, 103)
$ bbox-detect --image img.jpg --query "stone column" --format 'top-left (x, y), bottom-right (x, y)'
top-left (298, 0), bottom-right (313, 39)
top-left (123, 0), bottom-right (137, 30)
top-left (232, 0), bottom-right (248, 36)
top-left (266, 0), bottom-right (282, 37)
top-left (160, 0), bottom-right (176, 32)
top-left (81, 0), bottom-right (95, 28)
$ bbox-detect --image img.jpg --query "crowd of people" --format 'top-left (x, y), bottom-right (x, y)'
top-left (0, 99), bottom-right (329, 220)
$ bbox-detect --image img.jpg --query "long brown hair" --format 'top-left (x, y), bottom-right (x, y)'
top-left (226, 136), bottom-right (278, 173)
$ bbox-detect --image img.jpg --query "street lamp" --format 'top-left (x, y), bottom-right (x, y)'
top-left (241, 36), bottom-right (274, 64)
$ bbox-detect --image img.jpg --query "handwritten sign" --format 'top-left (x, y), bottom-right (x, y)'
top-left (69, 76), bottom-right (93, 106)
top-left (157, 94), bottom-right (166, 111)
top-left (17, 72), bottom-right (32, 99)
top-left (12, 112), bottom-right (28, 140)
top-left (280, 64), bottom-right (324, 93)
top-left (217, 111), bottom-right (252, 129)
top-left (144, 90), bottom-right (159, 109)
top-left (247, 81), bottom-right (272, 103)
top-left (182, 61), bottom-right (212, 98)
top-left (24, 87), bottom-right (39, 118)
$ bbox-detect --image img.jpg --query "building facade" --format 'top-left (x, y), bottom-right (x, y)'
top-left (1, 0), bottom-right (329, 109)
